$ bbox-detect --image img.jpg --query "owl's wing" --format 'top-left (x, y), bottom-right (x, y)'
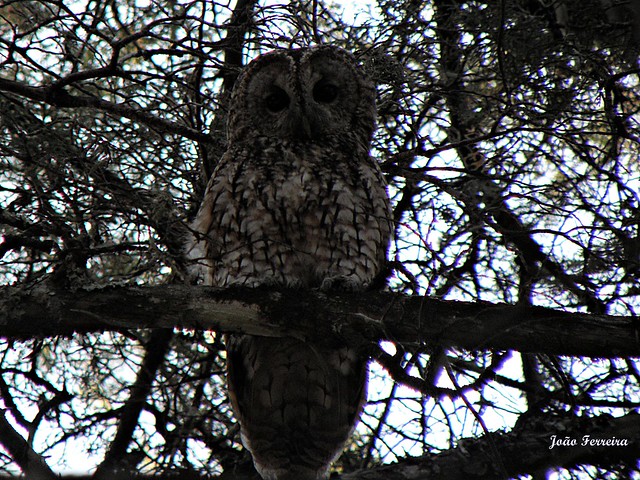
top-left (186, 153), bottom-right (238, 285)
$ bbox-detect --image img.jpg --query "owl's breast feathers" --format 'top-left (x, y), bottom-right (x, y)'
top-left (189, 138), bottom-right (392, 289)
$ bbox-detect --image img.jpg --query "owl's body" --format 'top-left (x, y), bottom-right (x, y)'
top-left (189, 47), bottom-right (392, 480)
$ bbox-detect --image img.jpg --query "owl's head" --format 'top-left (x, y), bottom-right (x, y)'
top-left (227, 46), bottom-right (376, 147)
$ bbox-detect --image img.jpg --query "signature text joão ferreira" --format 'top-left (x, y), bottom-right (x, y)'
top-left (549, 434), bottom-right (629, 450)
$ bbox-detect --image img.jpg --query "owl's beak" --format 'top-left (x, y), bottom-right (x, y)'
top-left (287, 106), bottom-right (313, 140)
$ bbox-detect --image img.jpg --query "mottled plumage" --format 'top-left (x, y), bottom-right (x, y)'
top-left (188, 46), bottom-right (392, 480)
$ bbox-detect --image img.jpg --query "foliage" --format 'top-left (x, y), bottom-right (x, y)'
top-left (0, 0), bottom-right (639, 478)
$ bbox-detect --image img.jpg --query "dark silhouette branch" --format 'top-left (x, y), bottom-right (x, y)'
top-left (0, 77), bottom-right (210, 143)
top-left (0, 285), bottom-right (637, 358)
top-left (0, 411), bottom-right (57, 480)
top-left (93, 329), bottom-right (174, 479)
top-left (197, 0), bottom-right (259, 184)
top-left (1, 411), bottom-right (638, 480)
top-left (222, 0), bottom-right (258, 93)
top-left (431, 0), bottom-right (606, 313)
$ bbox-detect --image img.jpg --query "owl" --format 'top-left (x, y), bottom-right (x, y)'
top-left (188, 46), bottom-right (392, 480)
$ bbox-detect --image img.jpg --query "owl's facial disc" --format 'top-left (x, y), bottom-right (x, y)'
top-left (265, 77), bottom-right (350, 140)
top-left (229, 47), bottom-right (375, 144)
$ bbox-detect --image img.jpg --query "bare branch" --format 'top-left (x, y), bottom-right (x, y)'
top-left (93, 329), bottom-right (174, 479)
top-left (0, 78), bottom-right (210, 143)
top-left (0, 411), bottom-right (57, 480)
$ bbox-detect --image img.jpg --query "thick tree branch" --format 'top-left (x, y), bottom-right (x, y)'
top-left (1, 285), bottom-right (637, 357)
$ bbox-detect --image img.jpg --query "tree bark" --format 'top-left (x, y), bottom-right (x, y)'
top-left (1, 285), bottom-right (637, 357)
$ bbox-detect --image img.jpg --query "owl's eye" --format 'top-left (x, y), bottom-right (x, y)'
top-left (265, 87), bottom-right (290, 113)
top-left (313, 80), bottom-right (338, 104)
